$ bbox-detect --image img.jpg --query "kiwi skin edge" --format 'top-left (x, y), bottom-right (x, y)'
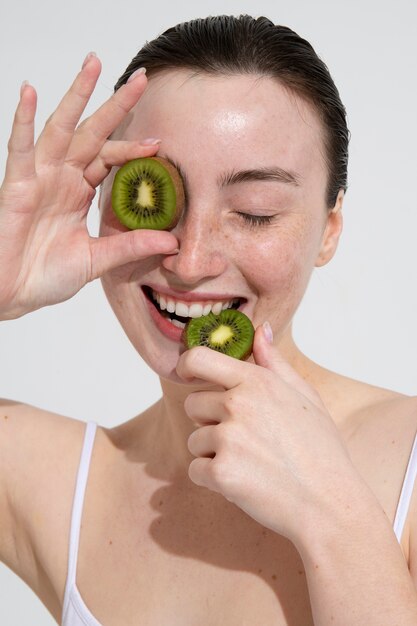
top-left (152, 157), bottom-right (185, 230)
top-left (111, 156), bottom-right (185, 230)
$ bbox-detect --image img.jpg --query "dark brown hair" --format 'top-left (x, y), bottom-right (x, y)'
top-left (115, 15), bottom-right (349, 208)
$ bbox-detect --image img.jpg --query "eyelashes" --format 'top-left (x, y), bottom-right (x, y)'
top-left (236, 212), bottom-right (276, 228)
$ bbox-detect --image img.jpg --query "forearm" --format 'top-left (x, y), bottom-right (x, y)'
top-left (296, 477), bottom-right (417, 625)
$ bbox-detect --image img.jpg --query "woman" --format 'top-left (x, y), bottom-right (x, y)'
top-left (1, 14), bottom-right (417, 625)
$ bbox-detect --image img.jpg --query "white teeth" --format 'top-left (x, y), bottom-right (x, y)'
top-left (189, 303), bottom-right (204, 318)
top-left (150, 289), bottom-right (240, 319)
top-left (159, 295), bottom-right (167, 310)
top-left (166, 298), bottom-right (176, 313)
top-left (175, 301), bottom-right (189, 317)
top-left (211, 302), bottom-right (223, 315)
top-left (170, 318), bottom-right (186, 329)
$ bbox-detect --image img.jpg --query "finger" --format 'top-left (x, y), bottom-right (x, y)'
top-left (88, 229), bottom-right (178, 280)
top-left (184, 391), bottom-right (225, 425)
top-left (82, 139), bottom-right (161, 188)
top-left (187, 425), bottom-right (217, 458)
top-left (4, 82), bottom-right (37, 182)
top-left (35, 53), bottom-right (102, 164)
top-left (188, 457), bottom-right (213, 489)
top-left (65, 70), bottom-right (148, 167)
top-left (176, 346), bottom-right (250, 389)
top-left (252, 324), bottom-right (323, 404)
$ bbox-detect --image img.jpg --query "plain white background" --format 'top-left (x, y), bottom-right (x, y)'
top-left (0, 0), bottom-right (416, 623)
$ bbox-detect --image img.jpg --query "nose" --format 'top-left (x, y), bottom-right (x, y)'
top-left (161, 206), bottom-right (228, 285)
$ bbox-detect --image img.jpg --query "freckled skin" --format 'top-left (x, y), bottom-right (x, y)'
top-left (99, 70), bottom-right (342, 383)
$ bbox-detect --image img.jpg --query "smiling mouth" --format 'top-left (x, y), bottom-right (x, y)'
top-left (142, 286), bottom-right (242, 329)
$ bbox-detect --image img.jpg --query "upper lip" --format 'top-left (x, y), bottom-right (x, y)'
top-left (143, 283), bottom-right (246, 303)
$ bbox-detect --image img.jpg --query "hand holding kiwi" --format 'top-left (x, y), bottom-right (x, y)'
top-left (0, 55), bottom-right (178, 320)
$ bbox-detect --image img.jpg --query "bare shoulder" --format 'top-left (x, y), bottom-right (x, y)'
top-left (0, 398), bottom-right (106, 618)
top-left (315, 365), bottom-right (417, 439)
top-left (341, 378), bottom-right (417, 498)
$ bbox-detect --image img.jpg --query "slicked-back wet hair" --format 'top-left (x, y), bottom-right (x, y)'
top-left (115, 15), bottom-right (349, 209)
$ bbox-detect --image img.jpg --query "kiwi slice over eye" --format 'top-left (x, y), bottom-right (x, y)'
top-left (183, 309), bottom-right (255, 360)
top-left (111, 156), bottom-right (185, 230)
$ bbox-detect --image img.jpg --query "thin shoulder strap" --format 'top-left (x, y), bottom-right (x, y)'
top-left (393, 429), bottom-right (417, 542)
top-left (62, 421), bottom-right (98, 615)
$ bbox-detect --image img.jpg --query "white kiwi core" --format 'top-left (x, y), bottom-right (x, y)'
top-left (210, 325), bottom-right (234, 345)
top-left (137, 181), bottom-right (155, 207)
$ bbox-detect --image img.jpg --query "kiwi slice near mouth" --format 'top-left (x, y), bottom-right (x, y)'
top-left (183, 309), bottom-right (255, 360)
top-left (111, 156), bottom-right (185, 230)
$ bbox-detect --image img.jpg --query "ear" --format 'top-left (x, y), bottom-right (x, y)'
top-left (315, 189), bottom-right (344, 267)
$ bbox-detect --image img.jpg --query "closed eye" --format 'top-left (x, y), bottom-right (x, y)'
top-left (236, 212), bottom-right (276, 227)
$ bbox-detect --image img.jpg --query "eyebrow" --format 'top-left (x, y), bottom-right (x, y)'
top-left (162, 156), bottom-right (301, 198)
top-left (217, 166), bottom-right (301, 188)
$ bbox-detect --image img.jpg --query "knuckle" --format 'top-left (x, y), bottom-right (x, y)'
top-left (186, 346), bottom-right (206, 368)
top-left (208, 457), bottom-right (237, 494)
top-left (188, 457), bottom-right (199, 483)
top-left (223, 392), bottom-right (243, 416)
top-left (208, 458), bottom-right (224, 487)
top-left (219, 422), bottom-right (241, 453)
top-left (223, 420), bottom-right (240, 442)
top-left (187, 430), bottom-right (198, 454)
top-left (112, 95), bottom-right (131, 116)
top-left (211, 426), bottom-right (224, 449)
top-left (183, 393), bottom-right (195, 417)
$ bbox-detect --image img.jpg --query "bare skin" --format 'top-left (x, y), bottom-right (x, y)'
top-left (1, 57), bottom-right (417, 625)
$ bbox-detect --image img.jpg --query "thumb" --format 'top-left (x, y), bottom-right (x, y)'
top-left (253, 322), bottom-right (323, 405)
top-left (252, 322), bottom-right (296, 382)
top-left (89, 230), bottom-right (178, 280)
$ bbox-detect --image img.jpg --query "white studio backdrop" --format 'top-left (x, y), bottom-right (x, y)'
top-left (0, 0), bottom-right (416, 623)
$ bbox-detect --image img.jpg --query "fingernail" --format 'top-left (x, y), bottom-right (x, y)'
top-left (263, 321), bottom-right (273, 344)
top-left (82, 51), bottom-right (97, 69)
top-left (141, 138), bottom-right (162, 145)
top-left (20, 80), bottom-right (29, 96)
top-left (127, 67), bottom-right (147, 83)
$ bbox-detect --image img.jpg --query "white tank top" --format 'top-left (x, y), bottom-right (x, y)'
top-left (61, 421), bottom-right (417, 626)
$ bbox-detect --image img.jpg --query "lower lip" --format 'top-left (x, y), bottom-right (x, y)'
top-left (143, 290), bottom-right (185, 342)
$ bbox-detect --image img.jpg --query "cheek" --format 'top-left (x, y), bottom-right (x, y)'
top-left (236, 217), bottom-right (321, 326)
top-left (239, 222), bottom-right (315, 293)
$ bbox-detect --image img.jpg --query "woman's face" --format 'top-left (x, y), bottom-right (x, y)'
top-left (99, 70), bottom-right (341, 382)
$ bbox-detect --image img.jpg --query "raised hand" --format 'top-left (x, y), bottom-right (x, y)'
top-left (177, 323), bottom-right (360, 546)
top-left (0, 53), bottom-right (178, 320)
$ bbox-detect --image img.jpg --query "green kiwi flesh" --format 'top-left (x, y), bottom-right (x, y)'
top-left (183, 309), bottom-right (254, 360)
top-left (111, 156), bottom-right (185, 230)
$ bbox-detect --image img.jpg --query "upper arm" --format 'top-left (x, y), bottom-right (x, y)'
top-left (0, 398), bottom-right (85, 599)
top-left (0, 399), bottom-right (21, 570)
